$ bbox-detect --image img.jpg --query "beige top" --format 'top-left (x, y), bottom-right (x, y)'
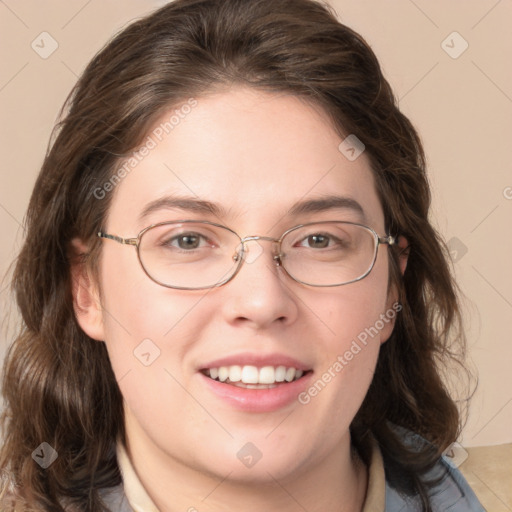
top-left (116, 437), bottom-right (386, 511)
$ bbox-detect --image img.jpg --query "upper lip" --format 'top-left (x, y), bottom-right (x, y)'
top-left (199, 352), bottom-right (312, 371)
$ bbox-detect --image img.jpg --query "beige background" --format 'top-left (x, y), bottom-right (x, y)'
top-left (1, 0), bottom-right (511, 454)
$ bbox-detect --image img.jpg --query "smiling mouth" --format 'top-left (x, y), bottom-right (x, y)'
top-left (201, 365), bottom-right (311, 389)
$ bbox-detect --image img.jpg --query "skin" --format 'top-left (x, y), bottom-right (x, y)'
top-left (73, 86), bottom-right (407, 512)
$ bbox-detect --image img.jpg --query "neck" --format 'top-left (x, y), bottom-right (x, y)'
top-left (123, 417), bottom-right (368, 512)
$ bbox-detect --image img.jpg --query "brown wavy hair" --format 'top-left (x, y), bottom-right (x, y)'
top-left (1, 0), bottom-right (471, 510)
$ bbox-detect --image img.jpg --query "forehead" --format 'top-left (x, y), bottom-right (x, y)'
top-left (106, 87), bottom-right (384, 233)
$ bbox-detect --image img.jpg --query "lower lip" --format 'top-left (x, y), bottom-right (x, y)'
top-left (199, 372), bottom-right (313, 412)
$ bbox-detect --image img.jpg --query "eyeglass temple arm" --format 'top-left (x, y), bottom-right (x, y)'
top-left (97, 232), bottom-right (138, 246)
top-left (379, 235), bottom-right (396, 246)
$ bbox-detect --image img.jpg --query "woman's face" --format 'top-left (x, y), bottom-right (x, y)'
top-left (78, 86), bottom-right (398, 484)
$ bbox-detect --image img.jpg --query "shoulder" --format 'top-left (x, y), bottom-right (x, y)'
top-left (384, 457), bottom-right (486, 511)
top-left (383, 426), bottom-right (485, 511)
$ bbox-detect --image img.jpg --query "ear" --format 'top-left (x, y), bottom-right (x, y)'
top-left (396, 234), bottom-right (409, 275)
top-left (380, 235), bottom-right (409, 344)
top-left (70, 238), bottom-right (105, 341)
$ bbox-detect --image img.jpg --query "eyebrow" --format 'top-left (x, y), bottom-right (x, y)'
top-left (288, 195), bottom-right (366, 220)
top-left (138, 194), bottom-right (367, 223)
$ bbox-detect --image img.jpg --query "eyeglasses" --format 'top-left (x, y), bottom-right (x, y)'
top-left (97, 220), bottom-right (395, 290)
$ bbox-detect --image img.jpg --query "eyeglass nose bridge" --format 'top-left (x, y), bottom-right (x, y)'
top-left (233, 235), bottom-right (283, 265)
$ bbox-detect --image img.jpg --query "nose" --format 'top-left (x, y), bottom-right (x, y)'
top-left (220, 238), bottom-right (298, 329)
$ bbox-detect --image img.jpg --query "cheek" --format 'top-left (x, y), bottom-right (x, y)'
top-left (317, 270), bottom-right (391, 350)
top-left (96, 255), bottom-right (211, 439)
top-left (96, 248), bottom-right (208, 379)
top-left (297, 291), bottom-right (384, 448)
top-left (299, 255), bottom-right (391, 413)
top-left (310, 284), bottom-right (385, 394)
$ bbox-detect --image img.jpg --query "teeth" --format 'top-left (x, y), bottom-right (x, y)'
top-left (218, 367), bottom-right (229, 382)
top-left (285, 367), bottom-right (296, 382)
top-left (259, 366), bottom-right (275, 384)
top-left (205, 364), bottom-right (306, 385)
top-left (228, 365), bottom-right (242, 382)
top-left (275, 366), bottom-right (286, 382)
top-left (241, 365), bottom-right (259, 384)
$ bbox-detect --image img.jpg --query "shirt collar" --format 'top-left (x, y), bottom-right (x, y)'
top-left (116, 441), bottom-right (159, 512)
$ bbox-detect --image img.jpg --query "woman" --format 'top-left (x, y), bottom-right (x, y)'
top-left (0, 0), bottom-right (484, 510)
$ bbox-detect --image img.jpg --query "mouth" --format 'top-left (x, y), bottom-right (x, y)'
top-left (200, 365), bottom-right (311, 389)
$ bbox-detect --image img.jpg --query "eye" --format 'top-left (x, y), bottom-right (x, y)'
top-left (163, 232), bottom-right (212, 251)
top-left (295, 231), bottom-right (348, 250)
top-left (300, 233), bottom-right (331, 249)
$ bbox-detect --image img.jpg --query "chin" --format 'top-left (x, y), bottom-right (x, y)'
top-left (190, 442), bottom-right (307, 484)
